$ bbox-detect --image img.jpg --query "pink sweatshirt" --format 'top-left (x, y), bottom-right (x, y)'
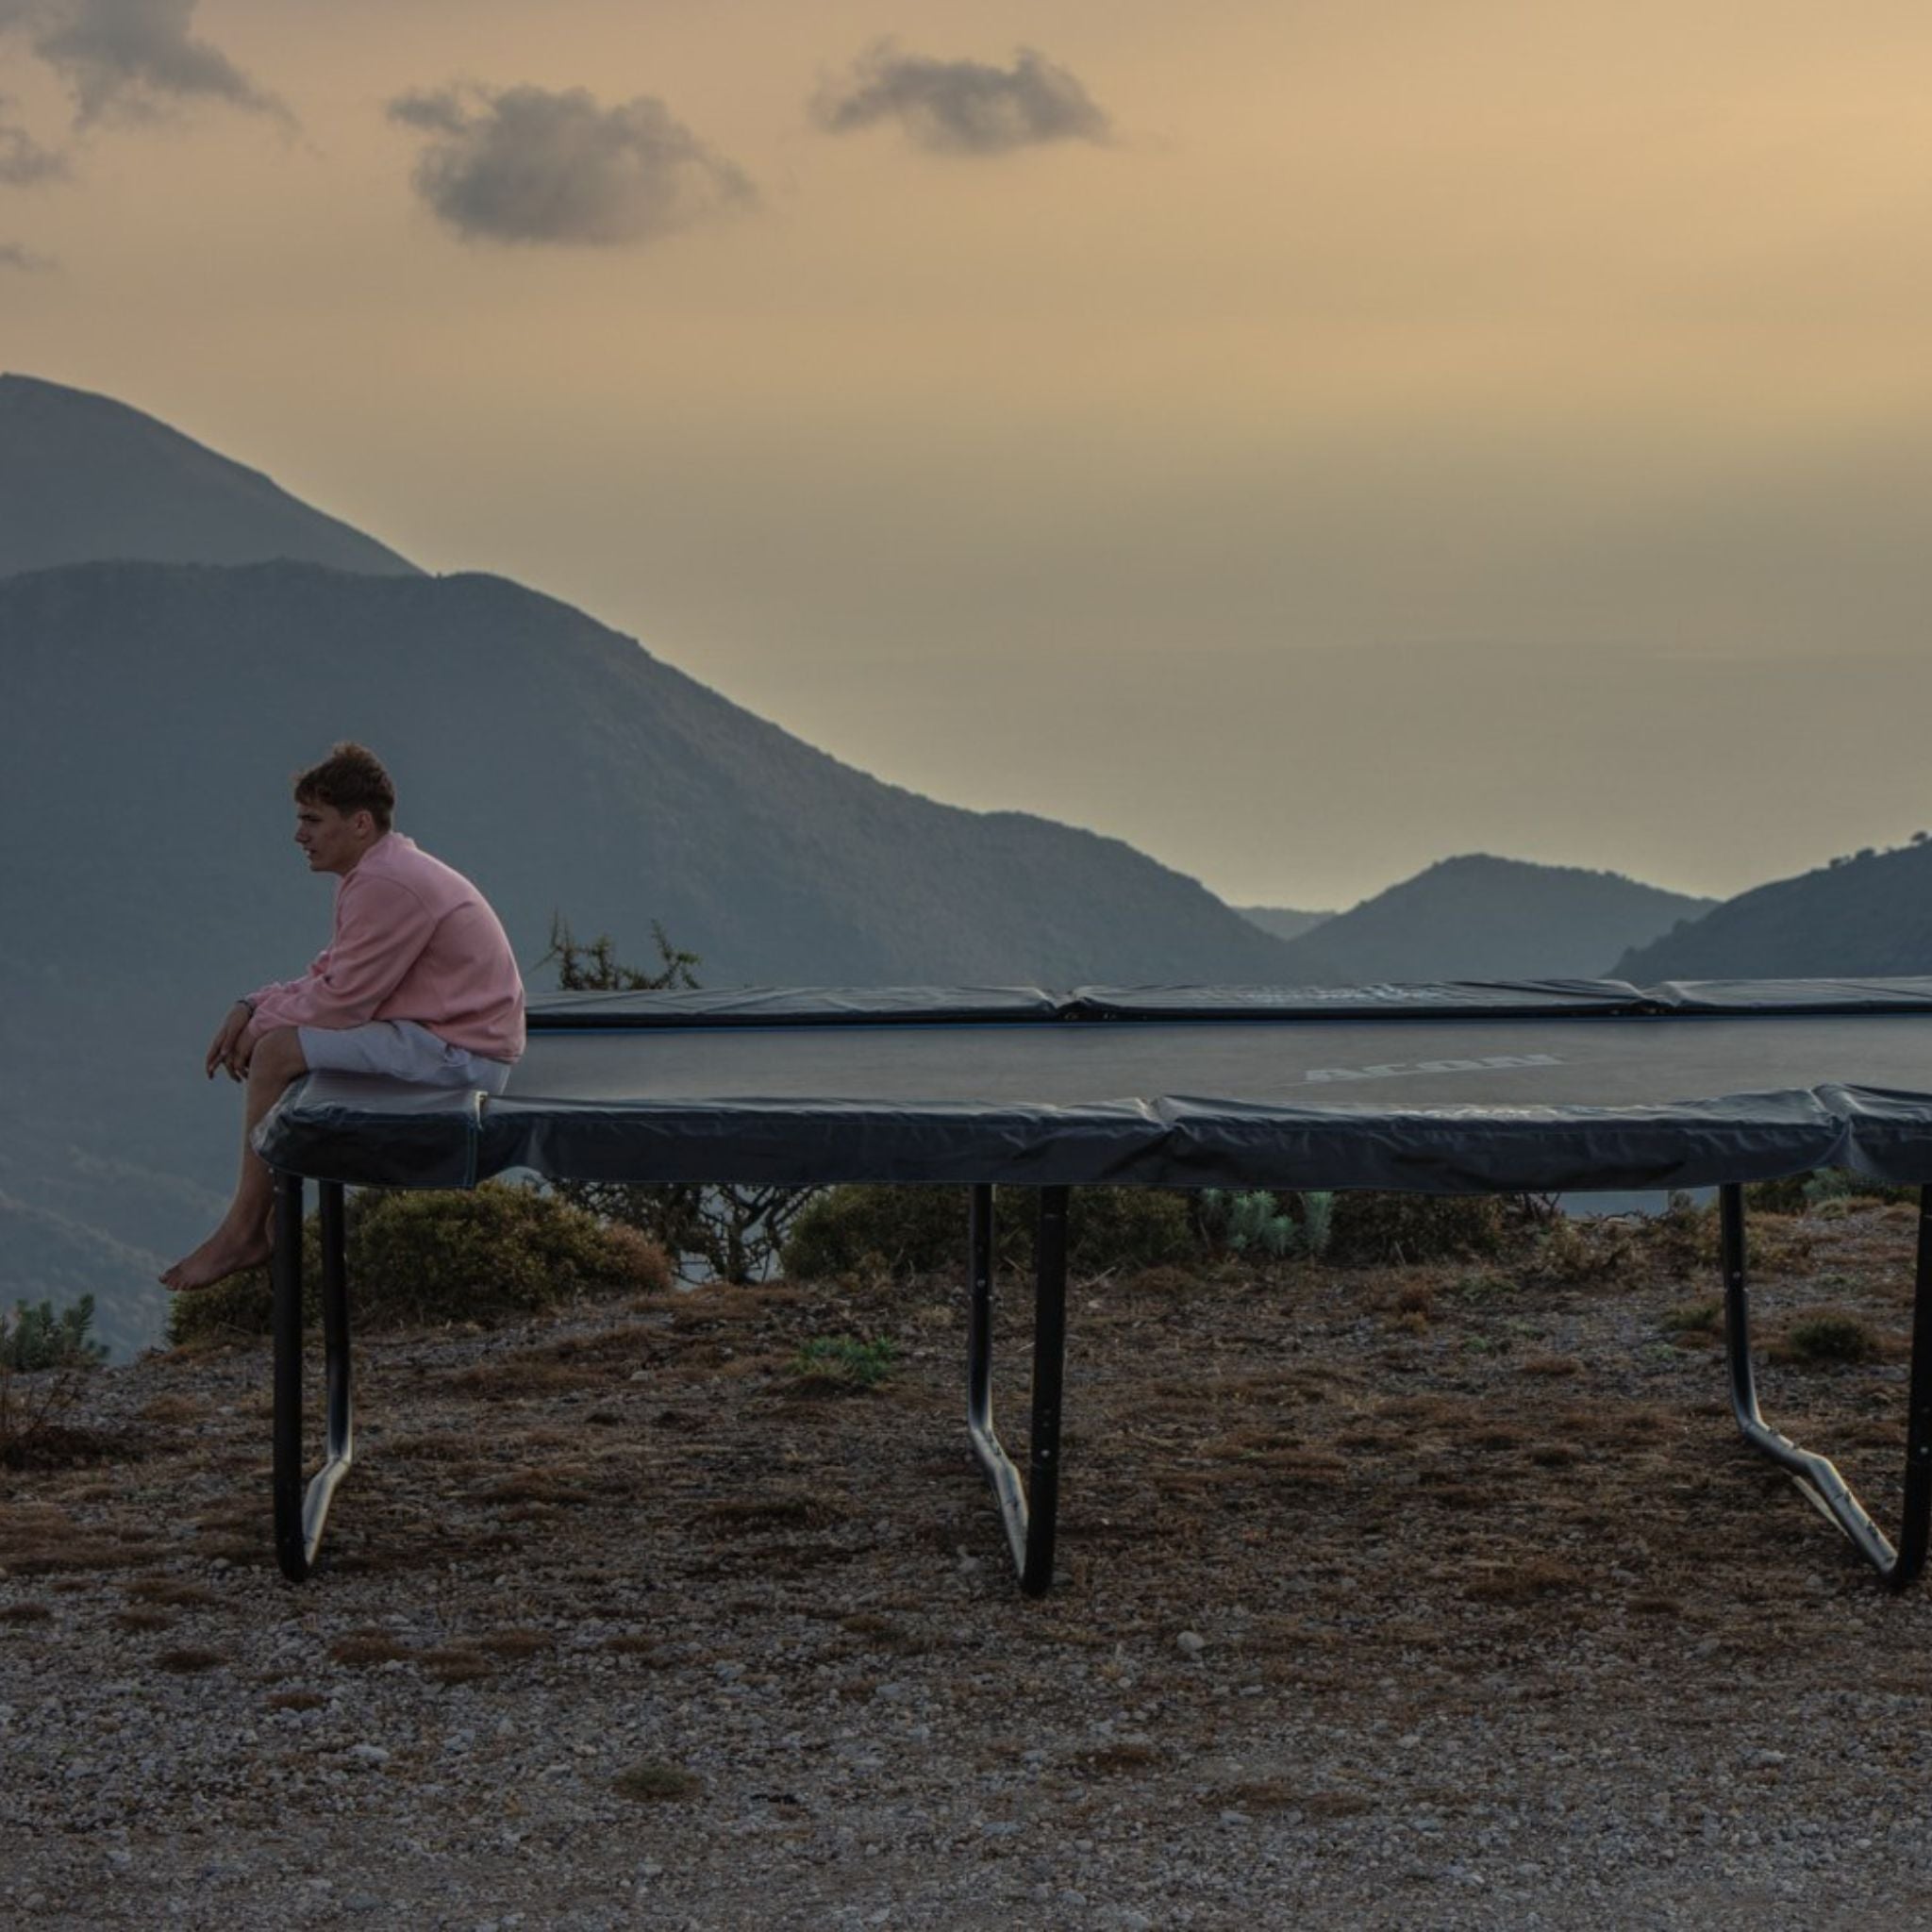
top-left (247, 833), bottom-right (525, 1062)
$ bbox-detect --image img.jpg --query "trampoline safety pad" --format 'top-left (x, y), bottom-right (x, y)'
top-left (250, 980), bottom-right (1932, 1595)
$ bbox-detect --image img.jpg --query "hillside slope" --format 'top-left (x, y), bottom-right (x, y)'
top-left (1615, 841), bottom-right (1932, 979)
top-left (1269, 854), bottom-right (1713, 983)
top-left (0, 374), bottom-right (420, 578)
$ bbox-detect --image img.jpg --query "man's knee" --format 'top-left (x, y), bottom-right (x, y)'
top-left (249, 1026), bottom-right (308, 1084)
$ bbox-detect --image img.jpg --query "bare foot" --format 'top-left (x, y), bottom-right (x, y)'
top-left (160, 1226), bottom-right (274, 1292)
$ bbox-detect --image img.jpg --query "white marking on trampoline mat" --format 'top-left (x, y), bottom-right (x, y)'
top-left (1303, 1053), bottom-right (1564, 1084)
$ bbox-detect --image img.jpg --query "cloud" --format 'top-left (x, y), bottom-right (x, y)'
top-left (0, 0), bottom-right (285, 127)
top-left (0, 99), bottom-right (64, 184)
top-left (387, 84), bottom-right (756, 247)
top-left (0, 239), bottom-right (54, 269)
top-left (812, 42), bottom-right (1112, 156)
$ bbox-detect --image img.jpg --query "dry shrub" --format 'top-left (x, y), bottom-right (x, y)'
top-left (1325, 1192), bottom-right (1510, 1267)
top-left (1532, 1216), bottom-right (1640, 1283)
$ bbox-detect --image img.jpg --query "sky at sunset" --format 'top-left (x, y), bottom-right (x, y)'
top-left (4, 0), bottom-right (1928, 908)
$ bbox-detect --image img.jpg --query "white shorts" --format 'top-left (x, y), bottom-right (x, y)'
top-left (297, 1020), bottom-right (515, 1095)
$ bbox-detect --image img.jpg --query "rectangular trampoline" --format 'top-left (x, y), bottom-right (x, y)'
top-left (255, 978), bottom-right (1932, 1593)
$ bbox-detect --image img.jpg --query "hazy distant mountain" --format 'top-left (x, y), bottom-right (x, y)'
top-left (0, 374), bottom-right (420, 579)
top-left (0, 560), bottom-right (1299, 1343)
top-left (1267, 855), bottom-right (1714, 983)
top-left (1237, 906), bottom-right (1335, 943)
top-left (1614, 841), bottom-right (1932, 980)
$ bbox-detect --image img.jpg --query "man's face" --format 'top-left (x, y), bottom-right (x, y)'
top-left (294, 800), bottom-right (375, 876)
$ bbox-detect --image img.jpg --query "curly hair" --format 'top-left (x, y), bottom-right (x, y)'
top-left (292, 742), bottom-right (396, 832)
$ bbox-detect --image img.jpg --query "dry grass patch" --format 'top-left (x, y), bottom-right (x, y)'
top-left (329, 1631), bottom-right (413, 1667)
top-left (602, 1634), bottom-right (674, 1661)
top-left (125, 1579), bottom-right (215, 1607)
top-left (265, 1690), bottom-right (327, 1711)
top-left (385, 1432), bottom-right (480, 1462)
top-left (479, 1470), bottom-right (594, 1507)
top-left (697, 1494), bottom-right (848, 1532)
top-left (0, 1600), bottom-right (52, 1624)
top-left (1, 1541), bottom-right (132, 1575)
top-left (1462, 1558), bottom-right (1585, 1602)
top-left (1077, 1741), bottom-right (1163, 1775)
top-left (138, 1394), bottom-right (203, 1424)
top-left (1302, 1790), bottom-right (1376, 1819)
top-left (450, 1358), bottom-right (609, 1399)
top-left (474, 1628), bottom-right (553, 1658)
top-left (155, 1647), bottom-right (225, 1674)
top-left (614, 1760), bottom-right (704, 1803)
top-left (420, 1648), bottom-right (494, 1684)
top-left (111, 1607), bottom-right (175, 1632)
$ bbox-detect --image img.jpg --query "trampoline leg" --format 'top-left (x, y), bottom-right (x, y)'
top-left (272, 1174), bottom-right (355, 1583)
top-left (1721, 1181), bottom-right (1932, 1587)
top-left (965, 1184), bottom-right (1071, 1597)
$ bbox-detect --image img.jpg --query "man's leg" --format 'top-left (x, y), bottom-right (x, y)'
top-left (161, 1027), bottom-right (309, 1292)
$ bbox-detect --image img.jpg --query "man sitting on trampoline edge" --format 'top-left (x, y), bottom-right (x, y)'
top-left (161, 741), bottom-right (525, 1293)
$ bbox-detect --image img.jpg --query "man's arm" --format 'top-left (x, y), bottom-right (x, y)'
top-left (206, 1000), bottom-right (256, 1081)
top-left (245, 876), bottom-right (439, 1035)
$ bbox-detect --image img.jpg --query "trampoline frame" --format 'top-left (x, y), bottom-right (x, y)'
top-left (269, 1169), bottom-right (1932, 1593)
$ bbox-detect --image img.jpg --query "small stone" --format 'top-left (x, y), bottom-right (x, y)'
top-left (1176, 1631), bottom-right (1207, 1657)
top-left (348, 1743), bottom-right (391, 1767)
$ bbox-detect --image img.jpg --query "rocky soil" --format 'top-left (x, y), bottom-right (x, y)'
top-left (5, 1200), bottom-right (1932, 1930)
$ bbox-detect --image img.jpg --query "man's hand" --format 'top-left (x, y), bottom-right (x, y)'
top-left (206, 1001), bottom-right (257, 1081)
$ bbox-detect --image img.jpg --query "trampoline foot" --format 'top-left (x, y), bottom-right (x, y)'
top-left (273, 1174), bottom-right (355, 1582)
top-left (1721, 1182), bottom-right (1932, 1588)
top-left (965, 1183), bottom-right (1069, 1596)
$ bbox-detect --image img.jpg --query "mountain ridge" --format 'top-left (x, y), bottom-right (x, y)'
top-left (0, 373), bottom-right (421, 580)
top-left (1266, 854), bottom-right (1716, 983)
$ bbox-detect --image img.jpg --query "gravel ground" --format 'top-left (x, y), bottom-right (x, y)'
top-left (5, 1199), bottom-right (1931, 1930)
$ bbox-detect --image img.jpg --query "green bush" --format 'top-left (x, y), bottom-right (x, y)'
top-left (168, 1183), bottom-right (673, 1345)
top-left (1778, 1312), bottom-right (1880, 1365)
top-left (1, 1296), bottom-right (107, 1372)
top-left (1324, 1191), bottom-right (1510, 1267)
top-left (1743, 1174), bottom-right (1812, 1216)
top-left (1745, 1171), bottom-right (1916, 1216)
top-left (1198, 1189), bottom-right (1339, 1262)
top-left (781, 1185), bottom-right (1196, 1280)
